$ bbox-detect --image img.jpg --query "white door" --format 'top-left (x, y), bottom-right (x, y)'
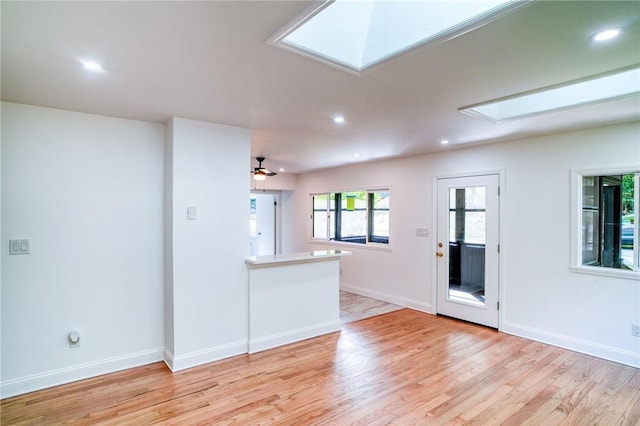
top-left (250, 193), bottom-right (276, 256)
top-left (436, 174), bottom-right (500, 328)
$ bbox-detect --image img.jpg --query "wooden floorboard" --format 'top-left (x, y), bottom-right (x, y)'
top-left (2, 309), bottom-right (639, 425)
top-left (339, 291), bottom-right (402, 324)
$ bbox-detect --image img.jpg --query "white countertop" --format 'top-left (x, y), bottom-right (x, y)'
top-left (246, 250), bottom-right (351, 266)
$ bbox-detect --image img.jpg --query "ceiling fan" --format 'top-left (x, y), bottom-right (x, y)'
top-left (252, 157), bottom-right (277, 181)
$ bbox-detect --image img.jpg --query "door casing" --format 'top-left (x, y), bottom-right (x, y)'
top-left (250, 191), bottom-right (281, 256)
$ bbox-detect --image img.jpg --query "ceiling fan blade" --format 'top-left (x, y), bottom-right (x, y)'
top-left (259, 167), bottom-right (276, 174)
top-left (253, 157), bottom-right (277, 177)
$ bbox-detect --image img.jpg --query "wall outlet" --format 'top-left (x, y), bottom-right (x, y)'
top-left (68, 331), bottom-right (81, 348)
top-left (187, 206), bottom-right (197, 220)
top-left (632, 324), bottom-right (640, 337)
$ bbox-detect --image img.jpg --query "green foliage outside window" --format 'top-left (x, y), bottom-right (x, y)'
top-left (622, 173), bottom-right (634, 218)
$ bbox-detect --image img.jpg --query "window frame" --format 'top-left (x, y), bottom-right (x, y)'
top-left (570, 167), bottom-right (639, 279)
top-left (311, 193), bottom-right (332, 242)
top-left (334, 192), bottom-right (368, 244)
top-left (368, 191), bottom-right (390, 244)
top-left (311, 189), bottom-right (391, 250)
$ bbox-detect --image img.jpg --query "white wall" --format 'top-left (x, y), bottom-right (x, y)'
top-left (1, 100), bottom-right (637, 399)
top-left (0, 102), bottom-right (3, 386)
top-left (285, 122), bottom-right (640, 367)
top-left (163, 119), bottom-right (175, 359)
top-left (250, 172), bottom-right (297, 191)
top-left (164, 118), bottom-right (250, 371)
top-left (1, 102), bottom-right (165, 397)
top-left (1, 106), bottom-right (252, 396)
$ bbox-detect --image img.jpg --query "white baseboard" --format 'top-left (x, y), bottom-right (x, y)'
top-left (248, 320), bottom-right (341, 354)
top-left (502, 322), bottom-right (640, 368)
top-left (165, 340), bottom-right (248, 372)
top-left (340, 285), bottom-right (638, 367)
top-left (340, 283), bottom-right (433, 314)
top-left (163, 347), bottom-right (176, 371)
top-left (1, 348), bottom-right (164, 399)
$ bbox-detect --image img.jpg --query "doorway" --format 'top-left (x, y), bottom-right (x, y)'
top-left (436, 174), bottom-right (500, 328)
top-left (250, 193), bottom-right (276, 256)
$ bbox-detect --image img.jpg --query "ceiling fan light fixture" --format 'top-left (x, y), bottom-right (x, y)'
top-left (252, 157), bottom-right (277, 180)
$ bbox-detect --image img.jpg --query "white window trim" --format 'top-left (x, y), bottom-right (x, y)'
top-left (310, 239), bottom-right (392, 252)
top-left (570, 167), bottom-right (640, 279)
top-left (309, 188), bottom-right (392, 251)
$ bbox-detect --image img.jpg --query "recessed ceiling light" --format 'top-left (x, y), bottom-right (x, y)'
top-left (459, 65), bottom-right (640, 122)
top-left (441, 139), bottom-right (449, 145)
top-left (333, 116), bottom-right (345, 124)
top-left (353, 153), bottom-right (360, 158)
top-left (591, 28), bottom-right (621, 42)
top-left (279, 168), bottom-right (285, 172)
top-left (80, 60), bottom-right (104, 72)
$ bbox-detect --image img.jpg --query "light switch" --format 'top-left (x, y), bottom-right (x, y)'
top-left (10, 240), bottom-right (20, 254)
top-left (416, 228), bottom-right (429, 237)
top-left (9, 239), bottom-right (30, 255)
top-left (187, 206), bottom-right (197, 220)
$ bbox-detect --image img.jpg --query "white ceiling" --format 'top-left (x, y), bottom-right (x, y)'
top-left (2, 1), bottom-right (639, 173)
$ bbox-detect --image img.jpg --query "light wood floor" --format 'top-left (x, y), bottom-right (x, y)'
top-left (2, 309), bottom-right (639, 425)
top-left (340, 290), bottom-right (402, 324)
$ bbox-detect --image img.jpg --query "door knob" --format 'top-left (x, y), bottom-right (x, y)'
top-left (436, 251), bottom-right (444, 257)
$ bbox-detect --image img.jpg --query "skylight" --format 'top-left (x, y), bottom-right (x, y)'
top-left (269, 0), bottom-right (527, 74)
top-left (459, 66), bottom-right (640, 122)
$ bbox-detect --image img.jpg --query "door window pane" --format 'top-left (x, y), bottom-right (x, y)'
top-left (449, 211), bottom-right (456, 242)
top-left (449, 187), bottom-right (486, 244)
top-left (447, 185), bottom-right (487, 307)
top-left (465, 187), bottom-right (486, 209)
top-left (465, 212), bottom-right (486, 244)
top-left (250, 196), bottom-right (257, 237)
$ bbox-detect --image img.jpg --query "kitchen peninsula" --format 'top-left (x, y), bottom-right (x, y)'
top-left (245, 250), bottom-right (350, 353)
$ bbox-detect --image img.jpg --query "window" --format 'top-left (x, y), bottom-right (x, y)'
top-left (571, 169), bottom-right (639, 277)
top-left (312, 194), bottom-right (330, 240)
top-left (369, 191), bottom-right (389, 244)
top-left (312, 190), bottom-right (390, 246)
